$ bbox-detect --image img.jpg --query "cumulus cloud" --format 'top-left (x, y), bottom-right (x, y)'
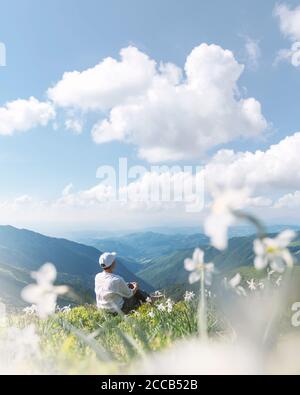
top-left (274, 3), bottom-right (300, 41)
top-left (274, 191), bottom-right (300, 208)
top-left (49, 44), bottom-right (267, 162)
top-left (47, 47), bottom-right (156, 111)
top-left (0, 97), bottom-right (55, 136)
top-left (274, 3), bottom-right (300, 67)
top-left (203, 132), bottom-right (300, 193)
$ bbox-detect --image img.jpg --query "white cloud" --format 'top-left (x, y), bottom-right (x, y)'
top-left (246, 196), bottom-right (273, 208)
top-left (47, 46), bottom-right (156, 111)
top-left (203, 132), bottom-right (300, 193)
top-left (244, 37), bottom-right (261, 70)
top-left (274, 3), bottom-right (300, 41)
top-left (14, 195), bottom-right (33, 205)
top-left (90, 44), bottom-right (267, 162)
top-left (65, 119), bottom-right (83, 134)
top-left (274, 191), bottom-right (300, 208)
top-left (274, 4), bottom-right (300, 67)
top-left (0, 97), bottom-right (55, 136)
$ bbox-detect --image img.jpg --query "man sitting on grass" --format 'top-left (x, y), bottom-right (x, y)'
top-left (95, 252), bottom-right (149, 314)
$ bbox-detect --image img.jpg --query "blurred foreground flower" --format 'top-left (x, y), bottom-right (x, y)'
top-left (254, 230), bottom-right (296, 273)
top-left (204, 188), bottom-right (249, 250)
top-left (21, 263), bottom-right (68, 319)
top-left (223, 273), bottom-right (246, 296)
top-left (0, 303), bottom-right (6, 327)
top-left (184, 248), bottom-right (214, 285)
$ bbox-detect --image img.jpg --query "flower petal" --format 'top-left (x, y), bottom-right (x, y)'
top-left (32, 263), bottom-right (57, 285)
top-left (253, 239), bottom-right (265, 256)
top-left (184, 258), bottom-right (196, 272)
top-left (193, 248), bottom-right (204, 264)
top-left (276, 230), bottom-right (296, 248)
top-left (189, 271), bottom-right (201, 284)
top-left (229, 273), bottom-right (241, 288)
top-left (254, 256), bottom-right (268, 270)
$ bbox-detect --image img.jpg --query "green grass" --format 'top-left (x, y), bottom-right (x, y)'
top-left (6, 298), bottom-right (223, 374)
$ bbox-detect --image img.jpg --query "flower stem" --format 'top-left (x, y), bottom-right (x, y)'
top-left (198, 268), bottom-right (208, 341)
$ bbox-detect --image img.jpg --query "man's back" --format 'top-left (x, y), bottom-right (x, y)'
top-left (95, 271), bottom-right (133, 312)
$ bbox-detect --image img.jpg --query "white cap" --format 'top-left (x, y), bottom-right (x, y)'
top-left (99, 252), bottom-right (117, 269)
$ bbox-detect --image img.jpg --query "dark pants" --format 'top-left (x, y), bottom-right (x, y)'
top-left (121, 290), bottom-right (149, 314)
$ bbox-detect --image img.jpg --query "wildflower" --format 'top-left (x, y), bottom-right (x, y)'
top-left (148, 311), bottom-right (155, 319)
top-left (184, 248), bottom-right (214, 286)
top-left (204, 187), bottom-right (249, 250)
top-left (23, 305), bottom-right (38, 315)
top-left (21, 263), bottom-right (68, 319)
top-left (166, 299), bottom-right (174, 313)
top-left (258, 281), bottom-right (265, 290)
top-left (247, 279), bottom-right (257, 291)
top-left (224, 273), bottom-right (247, 296)
top-left (153, 291), bottom-right (164, 298)
top-left (254, 230), bottom-right (296, 273)
top-left (184, 291), bottom-right (195, 302)
top-left (60, 305), bottom-right (71, 314)
top-left (157, 303), bottom-right (166, 312)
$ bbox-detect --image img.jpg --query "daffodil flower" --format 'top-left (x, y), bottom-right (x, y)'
top-left (254, 230), bottom-right (296, 273)
top-left (166, 299), bottom-right (174, 313)
top-left (184, 248), bottom-right (214, 286)
top-left (247, 279), bottom-right (257, 291)
top-left (204, 188), bottom-right (249, 250)
top-left (224, 273), bottom-right (246, 296)
top-left (157, 303), bottom-right (166, 312)
top-left (21, 263), bottom-right (68, 319)
top-left (148, 311), bottom-right (155, 318)
top-left (184, 291), bottom-right (195, 302)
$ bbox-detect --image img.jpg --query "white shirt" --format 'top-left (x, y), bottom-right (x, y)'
top-left (95, 271), bottom-right (134, 312)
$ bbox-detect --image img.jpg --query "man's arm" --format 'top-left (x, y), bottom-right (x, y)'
top-left (114, 278), bottom-right (134, 299)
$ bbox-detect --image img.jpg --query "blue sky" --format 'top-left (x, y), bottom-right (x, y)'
top-left (1, 0), bottom-right (300, 233)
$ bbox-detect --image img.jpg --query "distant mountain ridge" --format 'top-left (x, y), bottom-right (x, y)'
top-left (84, 231), bottom-right (209, 263)
top-left (137, 232), bottom-right (300, 289)
top-left (0, 225), bottom-right (152, 307)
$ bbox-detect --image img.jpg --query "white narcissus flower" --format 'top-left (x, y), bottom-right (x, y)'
top-left (148, 311), bottom-right (155, 319)
top-left (254, 230), bottom-right (296, 273)
top-left (224, 273), bottom-right (247, 296)
top-left (247, 279), bottom-right (257, 291)
top-left (23, 305), bottom-right (38, 315)
top-left (157, 303), bottom-right (166, 312)
top-left (184, 248), bottom-right (214, 286)
top-left (184, 291), bottom-right (195, 302)
top-left (21, 263), bottom-right (68, 319)
top-left (166, 299), bottom-right (174, 313)
top-left (204, 188), bottom-right (249, 250)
